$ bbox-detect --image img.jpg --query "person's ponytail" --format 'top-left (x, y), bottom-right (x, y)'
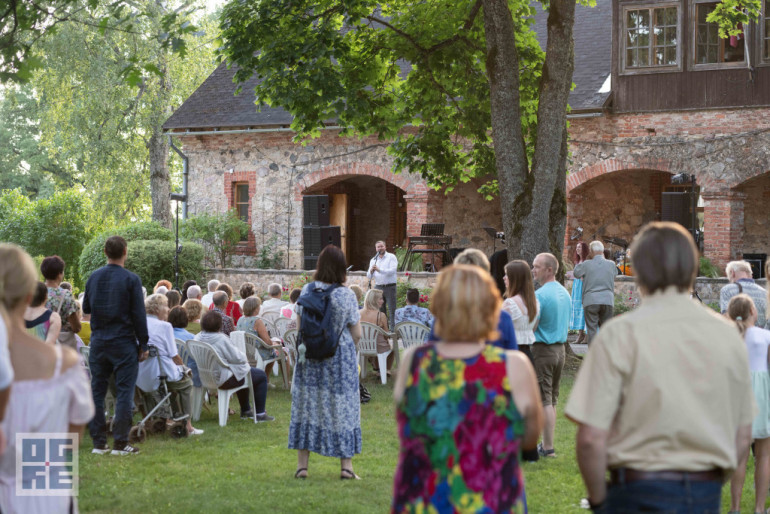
top-left (727, 294), bottom-right (754, 338)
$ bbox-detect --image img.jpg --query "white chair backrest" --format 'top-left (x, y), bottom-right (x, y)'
top-left (230, 330), bottom-right (247, 356)
top-left (175, 338), bottom-right (193, 365)
top-left (242, 332), bottom-right (261, 365)
top-left (186, 340), bottom-right (228, 390)
top-left (260, 311), bottom-right (281, 325)
top-left (79, 345), bottom-right (90, 361)
top-left (283, 329), bottom-right (298, 353)
top-left (274, 316), bottom-right (292, 338)
top-left (359, 322), bottom-right (389, 355)
top-left (396, 322), bottom-right (431, 350)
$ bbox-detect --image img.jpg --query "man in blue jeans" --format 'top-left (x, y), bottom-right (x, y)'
top-left (83, 236), bottom-right (149, 456)
top-left (566, 223), bottom-right (755, 513)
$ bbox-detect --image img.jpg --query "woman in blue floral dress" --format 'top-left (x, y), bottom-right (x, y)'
top-left (392, 265), bottom-right (544, 513)
top-left (289, 245), bottom-right (363, 479)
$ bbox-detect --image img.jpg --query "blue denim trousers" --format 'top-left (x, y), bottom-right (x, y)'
top-left (602, 473), bottom-right (722, 514)
top-left (88, 341), bottom-right (139, 446)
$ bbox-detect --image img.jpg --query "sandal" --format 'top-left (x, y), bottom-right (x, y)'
top-left (340, 468), bottom-right (361, 480)
top-left (294, 468), bottom-right (308, 479)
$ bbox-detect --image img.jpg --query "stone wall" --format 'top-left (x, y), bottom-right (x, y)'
top-left (738, 172), bottom-right (770, 258)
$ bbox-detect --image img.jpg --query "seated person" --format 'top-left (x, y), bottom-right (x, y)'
top-left (136, 294), bottom-right (203, 436)
top-left (281, 288), bottom-right (301, 321)
top-left (236, 297), bottom-right (284, 378)
top-left (182, 298), bottom-right (206, 334)
top-left (237, 282), bottom-right (256, 309)
top-left (395, 288), bottom-right (434, 326)
top-left (194, 311), bottom-right (275, 422)
top-left (260, 283), bottom-right (289, 314)
top-left (217, 283), bottom-right (242, 324)
top-left (24, 281), bottom-right (61, 345)
top-left (168, 306), bottom-right (202, 388)
top-left (359, 289), bottom-right (394, 372)
top-left (349, 284), bottom-right (364, 308)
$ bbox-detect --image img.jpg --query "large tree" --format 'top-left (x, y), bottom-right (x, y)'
top-left (31, 3), bottom-right (218, 226)
top-left (218, 0), bottom-right (758, 264)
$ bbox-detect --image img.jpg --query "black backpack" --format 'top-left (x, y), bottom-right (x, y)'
top-left (296, 283), bottom-right (344, 362)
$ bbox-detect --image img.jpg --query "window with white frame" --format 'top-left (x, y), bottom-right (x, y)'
top-left (694, 1), bottom-right (745, 65)
top-left (623, 5), bottom-right (680, 71)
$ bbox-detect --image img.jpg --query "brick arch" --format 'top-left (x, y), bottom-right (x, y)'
top-left (567, 157), bottom-right (678, 193)
top-left (731, 168), bottom-right (770, 189)
top-left (295, 162), bottom-right (422, 198)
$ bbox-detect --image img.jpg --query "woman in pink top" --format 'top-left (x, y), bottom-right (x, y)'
top-left (0, 244), bottom-right (94, 514)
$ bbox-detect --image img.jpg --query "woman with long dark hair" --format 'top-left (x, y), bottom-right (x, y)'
top-left (503, 260), bottom-right (540, 361)
top-left (289, 245), bottom-right (362, 479)
top-left (567, 242), bottom-right (589, 344)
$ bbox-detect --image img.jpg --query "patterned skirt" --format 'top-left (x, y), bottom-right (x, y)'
top-left (569, 278), bottom-right (585, 331)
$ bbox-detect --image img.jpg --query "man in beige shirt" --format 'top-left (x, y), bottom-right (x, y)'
top-left (566, 222), bottom-right (755, 512)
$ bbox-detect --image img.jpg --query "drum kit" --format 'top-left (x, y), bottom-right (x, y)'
top-left (602, 236), bottom-right (633, 276)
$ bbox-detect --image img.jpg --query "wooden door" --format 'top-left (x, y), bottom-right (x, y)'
top-left (329, 194), bottom-right (349, 257)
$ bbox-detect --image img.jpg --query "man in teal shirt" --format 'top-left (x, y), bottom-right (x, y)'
top-left (532, 252), bottom-right (572, 458)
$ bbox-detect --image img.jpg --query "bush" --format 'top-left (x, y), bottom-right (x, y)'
top-left (699, 256), bottom-right (721, 278)
top-left (256, 236), bottom-right (285, 270)
top-left (181, 210), bottom-right (249, 269)
top-left (125, 240), bottom-right (204, 290)
top-left (79, 221), bottom-right (173, 284)
top-left (396, 281), bottom-right (432, 310)
top-left (0, 189), bottom-right (96, 287)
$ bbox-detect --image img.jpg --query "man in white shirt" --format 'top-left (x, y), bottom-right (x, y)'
top-left (200, 279), bottom-right (219, 309)
top-left (367, 240), bottom-right (398, 329)
top-left (260, 283), bottom-right (289, 314)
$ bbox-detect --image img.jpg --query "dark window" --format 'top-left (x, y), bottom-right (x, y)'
top-left (764, 1), bottom-right (770, 61)
top-left (624, 6), bottom-right (679, 70)
top-left (695, 2), bottom-right (745, 64)
top-left (234, 183), bottom-right (249, 241)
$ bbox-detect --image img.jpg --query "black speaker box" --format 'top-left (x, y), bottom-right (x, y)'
top-left (303, 226), bottom-right (342, 257)
top-left (303, 195), bottom-right (330, 227)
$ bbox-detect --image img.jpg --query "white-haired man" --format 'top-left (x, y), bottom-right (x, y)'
top-left (720, 260), bottom-right (767, 328)
top-left (186, 285), bottom-right (203, 302)
top-left (260, 283), bottom-right (288, 315)
top-left (573, 240), bottom-right (618, 345)
top-left (201, 280), bottom-right (220, 309)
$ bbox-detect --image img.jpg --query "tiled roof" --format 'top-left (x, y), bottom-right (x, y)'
top-left (163, 3), bottom-right (611, 130)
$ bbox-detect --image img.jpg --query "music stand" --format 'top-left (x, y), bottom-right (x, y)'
top-left (483, 226), bottom-right (499, 254)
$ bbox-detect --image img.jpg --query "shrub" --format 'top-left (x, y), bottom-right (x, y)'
top-left (125, 240), bottom-right (204, 289)
top-left (396, 280), bottom-right (432, 310)
top-left (256, 236), bottom-right (285, 270)
top-left (0, 189), bottom-right (96, 287)
top-left (181, 210), bottom-right (249, 269)
top-left (699, 256), bottom-right (721, 278)
top-left (79, 221), bottom-right (173, 284)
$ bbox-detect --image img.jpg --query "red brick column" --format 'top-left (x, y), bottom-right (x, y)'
top-left (702, 190), bottom-right (746, 272)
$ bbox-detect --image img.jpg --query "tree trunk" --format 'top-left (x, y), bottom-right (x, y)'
top-left (482, 0), bottom-right (530, 261)
top-left (521, 0), bottom-right (576, 265)
top-left (148, 130), bottom-right (171, 228)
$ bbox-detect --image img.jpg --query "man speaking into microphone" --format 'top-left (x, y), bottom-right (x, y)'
top-left (367, 240), bottom-right (398, 330)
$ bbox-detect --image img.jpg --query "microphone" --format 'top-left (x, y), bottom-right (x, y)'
top-left (346, 265), bottom-right (353, 271)
top-left (368, 253), bottom-right (378, 289)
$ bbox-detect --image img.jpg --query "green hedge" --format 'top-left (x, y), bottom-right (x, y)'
top-left (79, 221), bottom-right (174, 284)
top-left (124, 240), bottom-right (204, 290)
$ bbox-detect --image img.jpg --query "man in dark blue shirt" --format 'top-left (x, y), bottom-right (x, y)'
top-left (83, 235), bottom-right (149, 456)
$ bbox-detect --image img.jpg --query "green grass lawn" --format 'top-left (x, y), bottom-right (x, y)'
top-left (78, 363), bottom-right (763, 513)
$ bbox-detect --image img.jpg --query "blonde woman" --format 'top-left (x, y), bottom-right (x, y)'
top-left (359, 289), bottom-right (393, 373)
top-left (182, 299), bottom-right (207, 335)
top-left (727, 294), bottom-right (770, 514)
top-left (0, 244), bottom-right (94, 513)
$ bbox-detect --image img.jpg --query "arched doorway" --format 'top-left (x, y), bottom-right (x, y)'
top-left (303, 175), bottom-right (408, 271)
top-left (735, 171), bottom-right (770, 276)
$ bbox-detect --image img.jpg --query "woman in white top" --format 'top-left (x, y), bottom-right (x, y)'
top-left (727, 294), bottom-right (770, 514)
top-left (502, 260), bottom-right (540, 359)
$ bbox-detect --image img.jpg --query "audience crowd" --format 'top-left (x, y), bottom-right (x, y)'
top-left (0, 221), bottom-right (769, 512)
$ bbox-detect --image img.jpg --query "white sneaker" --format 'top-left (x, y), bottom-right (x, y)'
top-left (188, 428), bottom-right (204, 436)
top-left (111, 443), bottom-right (140, 456)
top-left (92, 444), bottom-right (110, 455)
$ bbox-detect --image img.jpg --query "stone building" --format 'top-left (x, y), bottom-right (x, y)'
top-left (164, 0), bottom-right (770, 274)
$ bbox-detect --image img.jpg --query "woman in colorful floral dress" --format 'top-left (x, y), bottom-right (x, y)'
top-left (392, 265), bottom-right (543, 513)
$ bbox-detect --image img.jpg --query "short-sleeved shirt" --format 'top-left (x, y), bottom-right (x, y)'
top-left (565, 288), bottom-right (756, 473)
top-left (394, 305), bottom-right (434, 326)
top-left (46, 286), bottom-right (78, 332)
top-left (426, 311), bottom-right (518, 350)
top-left (534, 281), bottom-right (571, 344)
top-left (720, 279), bottom-right (768, 329)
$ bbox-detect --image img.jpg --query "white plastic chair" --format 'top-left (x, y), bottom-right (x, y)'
top-left (256, 317), bottom-right (278, 339)
top-left (186, 340), bottom-right (256, 426)
top-left (175, 338), bottom-right (205, 421)
top-left (274, 316), bottom-right (293, 339)
top-left (243, 332), bottom-right (290, 389)
top-left (282, 329), bottom-right (298, 367)
top-left (395, 322), bottom-right (431, 351)
top-left (79, 346), bottom-right (90, 373)
top-left (260, 311), bottom-right (282, 326)
top-left (359, 322), bottom-right (393, 385)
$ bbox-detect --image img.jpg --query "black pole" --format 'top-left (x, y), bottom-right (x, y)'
top-left (174, 200), bottom-right (180, 290)
top-left (691, 175), bottom-right (697, 245)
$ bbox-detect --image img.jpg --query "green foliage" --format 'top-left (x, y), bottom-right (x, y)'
top-left (180, 210), bottom-right (250, 268)
top-left (218, 0), bottom-right (543, 197)
top-left (396, 281), bottom-right (432, 310)
top-left (394, 246), bottom-right (424, 273)
top-left (125, 240), bottom-right (204, 289)
top-left (78, 221), bottom-right (174, 284)
top-left (0, 189), bottom-right (96, 286)
top-left (255, 236), bottom-right (286, 270)
top-left (706, 0), bottom-right (762, 39)
top-left (699, 256), bottom-right (722, 278)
